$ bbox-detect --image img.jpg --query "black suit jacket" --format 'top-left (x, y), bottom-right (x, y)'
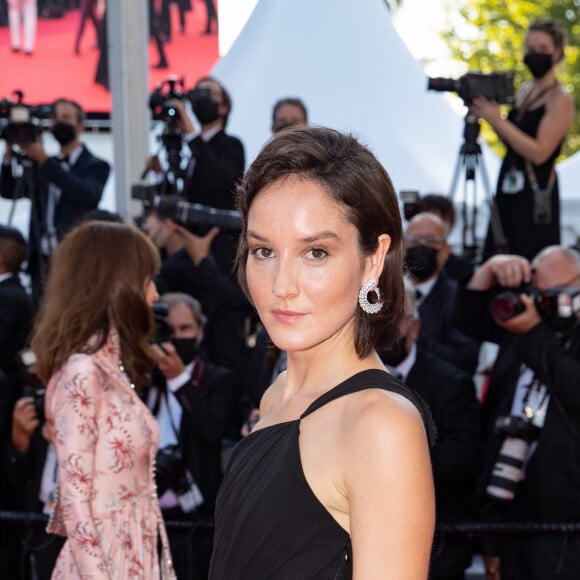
top-left (185, 129), bottom-right (245, 211)
top-left (453, 286), bottom-right (580, 522)
top-left (0, 144), bottom-right (110, 257)
top-left (0, 275), bottom-right (33, 451)
top-left (152, 358), bottom-right (239, 515)
top-left (406, 349), bottom-right (482, 577)
top-left (418, 270), bottom-right (481, 376)
top-left (0, 275), bottom-right (32, 377)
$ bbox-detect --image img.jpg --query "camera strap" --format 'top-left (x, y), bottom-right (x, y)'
top-left (524, 160), bottom-right (556, 225)
top-left (515, 81), bottom-right (559, 122)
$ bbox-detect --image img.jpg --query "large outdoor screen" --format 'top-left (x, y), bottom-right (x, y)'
top-left (0, 3), bottom-right (219, 116)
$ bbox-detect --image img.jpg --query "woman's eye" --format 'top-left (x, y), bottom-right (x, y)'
top-left (252, 247), bottom-right (274, 259)
top-left (307, 248), bottom-right (328, 260)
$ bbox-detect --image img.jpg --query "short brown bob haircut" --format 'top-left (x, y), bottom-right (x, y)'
top-left (235, 126), bottom-right (405, 358)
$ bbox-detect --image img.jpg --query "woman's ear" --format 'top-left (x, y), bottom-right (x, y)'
top-left (364, 234), bottom-right (391, 283)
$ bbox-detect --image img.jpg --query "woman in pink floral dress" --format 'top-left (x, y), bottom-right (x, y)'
top-left (30, 221), bottom-right (176, 579)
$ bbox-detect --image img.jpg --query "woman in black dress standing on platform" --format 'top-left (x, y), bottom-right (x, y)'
top-left (208, 126), bottom-right (436, 579)
top-left (471, 20), bottom-right (574, 261)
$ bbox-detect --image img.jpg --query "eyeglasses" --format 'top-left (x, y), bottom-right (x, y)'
top-left (405, 234), bottom-right (446, 248)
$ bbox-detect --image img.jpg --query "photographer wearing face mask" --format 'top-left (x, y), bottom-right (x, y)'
top-left (0, 98), bottom-right (110, 307)
top-left (453, 245), bottom-right (580, 580)
top-left (147, 293), bottom-right (240, 579)
top-left (470, 20), bottom-right (575, 262)
top-left (404, 212), bottom-right (481, 377)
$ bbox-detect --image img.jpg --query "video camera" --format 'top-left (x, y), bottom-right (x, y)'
top-left (149, 75), bottom-right (186, 130)
top-left (0, 90), bottom-right (52, 144)
top-left (427, 71), bottom-right (515, 105)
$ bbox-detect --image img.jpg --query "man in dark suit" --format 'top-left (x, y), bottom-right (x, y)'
top-left (453, 245), bottom-right (580, 579)
top-left (404, 211), bottom-right (481, 376)
top-left (0, 225), bottom-right (34, 579)
top-left (145, 76), bottom-right (244, 275)
top-left (149, 292), bottom-right (240, 578)
top-left (0, 225), bottom-right (32, 385)
top-left (380, 279), bottom-right (482, 580)
top-left (0, 98), bottom-right (110, 306)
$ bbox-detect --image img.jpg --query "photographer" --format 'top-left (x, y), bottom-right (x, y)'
top-left (148, 293), bottom-right (239, 579)
top-left (4, 392), bottom-right (65, 580)
top-left (0, 98), bottom-right (110, 306)
top-left (147, 76), bottom-right (245, 212)
top-left (470, 20), bottom-right (574, 261)
top-left (453, 245), bottom-right (580, 579)
top-left (145, 195), bottom-right (254, 377)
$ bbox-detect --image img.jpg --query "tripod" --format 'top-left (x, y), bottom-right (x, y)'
top-left (448, 111), bottom-right (508, 264)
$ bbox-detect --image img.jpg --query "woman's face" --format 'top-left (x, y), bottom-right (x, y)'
top-left (245, 175), bottom-right (373, 354)
top-left (145, 279), bottom-right (159, 307)
top-left (525, 30), bottom-right (559, 61)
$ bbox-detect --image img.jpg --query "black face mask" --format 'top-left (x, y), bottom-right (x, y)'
top-left (380, 337), bottom-right (409, 367)
top-left (51, 122), bottom-right (77, 146)
top-left (191, 97), bottom-right (220, 125)
top-left (172, 338), bottom-right (198, 364)
top-left (405, 245), bottom-right (438, 282)
top-left (524, 53), bottom-right (553, 79)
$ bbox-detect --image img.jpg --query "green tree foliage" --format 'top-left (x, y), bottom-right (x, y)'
top-left (440, 0), bottom-right (580, 159)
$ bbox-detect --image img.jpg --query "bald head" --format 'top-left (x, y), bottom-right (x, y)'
top-left (533, 245), bottom-right (580, 291)
top-left (406, 212), bottom-right (449, 239)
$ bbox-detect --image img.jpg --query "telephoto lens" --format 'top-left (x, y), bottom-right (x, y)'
top-left (486, 437), bottom-right (530, 501)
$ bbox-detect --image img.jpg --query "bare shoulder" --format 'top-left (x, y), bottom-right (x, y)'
top-left (340, 387), bottom-right (428, 457)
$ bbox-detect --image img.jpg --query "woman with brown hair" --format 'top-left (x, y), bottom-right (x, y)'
top-left (209, 126), bottom-right (436, 579)
top-left (30, 221), bottom-right (176, 579)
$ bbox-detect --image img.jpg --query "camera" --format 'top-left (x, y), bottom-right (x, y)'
top-left (149, 75), bottom-right (187, 153)
top-left (22, 384), bottom-right (47, 425)
top-left (131, 183), bottom-right (159, 205)
top-left (427, 71), bottom-right (515, 105)
top-left (155, 444), bottom-right (204, 512)
top-left (0, 91), bottom-right (52, 144)
top-left (399, 190), bottom-right (421, 221)
top-left (151, 301), bottom-right (173, 345)
top-left (149, 75), bottom-right (186, 127)
top-left (491, 285), bottom-right (580, 322)
top-left (486, 415), bottom-right (541, 501)
top-left (175, 200), bottom-right (243, 232)
top-left (155, 443), bottom-right (186, 496)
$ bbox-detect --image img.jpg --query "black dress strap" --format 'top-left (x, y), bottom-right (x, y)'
top-left (300, 369), bottom-right (437, 446)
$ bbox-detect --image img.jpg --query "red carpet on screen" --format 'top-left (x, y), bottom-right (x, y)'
top-left (0, 3), bottom-right (219, 113)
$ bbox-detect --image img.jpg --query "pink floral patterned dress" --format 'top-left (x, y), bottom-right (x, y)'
top-left (45, 332), bottom-right (176, 579)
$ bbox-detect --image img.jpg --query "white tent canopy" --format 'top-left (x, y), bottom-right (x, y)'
top-left (558, 153), bottom-right (580, 200)
top-left (212, 0), bottom-right (499, 197)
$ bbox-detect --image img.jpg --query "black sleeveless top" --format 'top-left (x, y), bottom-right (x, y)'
top-left (487, 105), bottom-right (561, 260)
top-left (208, 369), bottom-right (435, 580)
